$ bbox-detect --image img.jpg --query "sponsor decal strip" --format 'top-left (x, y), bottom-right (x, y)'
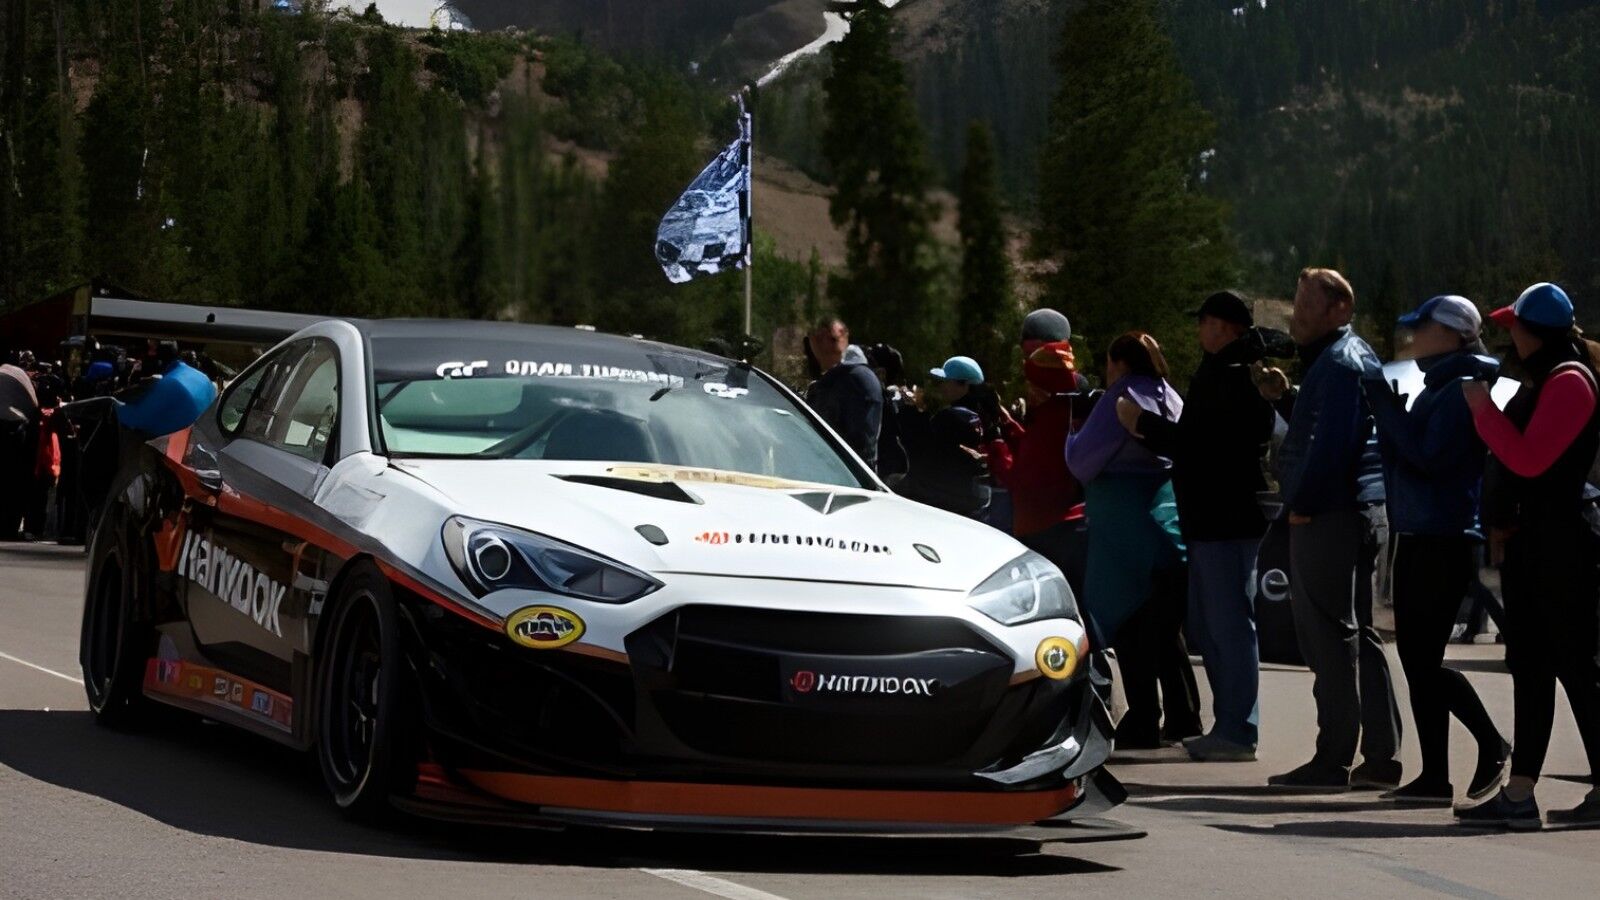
top-left (457, 770), bottom-right (1079, 825)
top-left (694, 531), bottom-right (891, 555)
top-left (142, 658), bottom-right (293, 733)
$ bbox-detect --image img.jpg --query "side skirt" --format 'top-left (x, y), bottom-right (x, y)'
top-left (140, 657), bottom-right (302, 749)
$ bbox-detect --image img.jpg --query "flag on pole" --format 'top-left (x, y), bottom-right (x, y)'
top-left (655, 98), bottom-right (751, 284)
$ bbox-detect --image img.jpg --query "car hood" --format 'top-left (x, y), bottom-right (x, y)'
top-left (388, 459), bottom-right (1022, 592)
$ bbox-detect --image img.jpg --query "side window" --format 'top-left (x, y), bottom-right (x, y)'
top-left (273, 341), bottom-right (340, 462)
top-left (239, 346), bottom-right (306, 445)
top-left (217, 361), bottom-right (269, 435)
top-left (229, 339), bottom-right (341, 464)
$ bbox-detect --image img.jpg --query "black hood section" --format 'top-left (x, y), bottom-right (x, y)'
top-left (555, 474), bottom-right (702, 505)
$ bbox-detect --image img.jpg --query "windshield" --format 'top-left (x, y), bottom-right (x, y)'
top-left (370, 335), bottom-right (871, 490)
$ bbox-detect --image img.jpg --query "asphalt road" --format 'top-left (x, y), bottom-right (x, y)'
top-left (2, 542), bottom-right (1596, 899)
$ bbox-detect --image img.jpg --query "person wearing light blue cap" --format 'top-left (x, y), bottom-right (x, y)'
top-left (1362, 294), bottom-right (1509, 806)
top-left (897, 356), bottom-right (992, 516)
top-left (928, 355), bottom-right (984, 388)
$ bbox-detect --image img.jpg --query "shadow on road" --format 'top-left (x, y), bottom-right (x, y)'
top-left (1121, 782), bottom-right (1331, 798)
top-left (0, 543), bottom-right (87, 566)
top-left (1132, 796), bottom-right (1396, 816)
top-left (1212, 820), bottom-right (1501, 839)
top-left (0, 709), bottom-right (1121, 876)
top-left (1446, 659), bottom-right (1510, 674)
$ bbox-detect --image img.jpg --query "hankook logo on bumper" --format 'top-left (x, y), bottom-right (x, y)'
top-left (788, 670), bottom-right (939, 697)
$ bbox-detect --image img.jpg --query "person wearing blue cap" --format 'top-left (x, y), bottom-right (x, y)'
top-left (1456, 282), bottom-right (1600, 830)
top-left (1361, 295), bottom-right (1510, 806)
top-left (895, 356), bottom-right (993, 517)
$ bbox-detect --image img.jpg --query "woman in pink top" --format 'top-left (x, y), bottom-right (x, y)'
top-left (1456, 283), bottom-right (1600, 830)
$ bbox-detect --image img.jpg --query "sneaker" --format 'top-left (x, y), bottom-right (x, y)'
top-left (1351, 758), bottom-right (1404, 791)
top-left (1162, 723), bottom-right (1203, 745)
top-left (1381, 777), bottom-right (1453, 806)
top-left (1183, 733), bottom-right (1257, 762)
top-left (1267, 760), bottom-right (1350, 792)
top-left (1547, 793), bottom-right (1600, 829)
top-left (1455, 788), bottom-right (1541, 831)
top-left (1467, 739), bottom-right (1512, 803)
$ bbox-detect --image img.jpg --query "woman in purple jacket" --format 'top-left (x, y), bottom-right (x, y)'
top-left (1068, 332), bottom-right (1188, 646)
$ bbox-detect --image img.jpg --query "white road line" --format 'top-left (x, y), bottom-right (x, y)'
top-left (0, 650), bottom-right (84, 685)
top-left (639, 869), bottom-right (790, 900)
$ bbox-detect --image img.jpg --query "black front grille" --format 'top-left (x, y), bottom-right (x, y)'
top-left (626, 606), bottom-right (1014, 766)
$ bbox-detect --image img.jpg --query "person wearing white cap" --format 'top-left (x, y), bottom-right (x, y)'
top-left (1361, 295), bottom-right (1510, 806)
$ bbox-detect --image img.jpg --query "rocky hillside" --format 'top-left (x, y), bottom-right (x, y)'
top-left (452, 0), bottom-right (831, 79)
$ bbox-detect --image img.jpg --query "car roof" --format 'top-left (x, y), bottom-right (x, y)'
top-left (353, 318), bottom-right (733, 367)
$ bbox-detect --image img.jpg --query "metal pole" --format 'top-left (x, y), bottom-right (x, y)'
top-left (742, 93), bottom-right (754, 337)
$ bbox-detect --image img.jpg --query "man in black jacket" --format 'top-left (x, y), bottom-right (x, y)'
top-left (1117, 290), bottom-right (1276, 760)
top-left (805, 317), bottom-right (883, 472)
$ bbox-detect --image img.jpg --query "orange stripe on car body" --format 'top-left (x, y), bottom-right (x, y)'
top-left (376, 560), bottom-right (500, 631)
top-left (456, 770), bottom-right (1078, 826)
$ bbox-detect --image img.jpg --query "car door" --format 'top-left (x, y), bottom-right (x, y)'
top-left (182, 337), bottom-right (342, 693)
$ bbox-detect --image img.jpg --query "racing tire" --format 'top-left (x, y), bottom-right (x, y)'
top-left (80, 523), bottom-right (154, 729)
top-left (315, 563), bottom-right (416, 822)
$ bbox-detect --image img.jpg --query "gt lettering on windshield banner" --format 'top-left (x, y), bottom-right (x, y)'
top-left (434, 358), bottom-right (688, 387)
top-left (788, 670), bottom-right (939, 697)
top-left (176, 529), bottom-right (285, 637)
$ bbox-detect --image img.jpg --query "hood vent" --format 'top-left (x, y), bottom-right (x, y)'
top-left (790, 491), bottom-right (872, 515)
top-left (556, 474), bottom-right (702, 505)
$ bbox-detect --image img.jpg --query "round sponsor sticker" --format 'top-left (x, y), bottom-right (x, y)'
top-left (505, 606), bottom-right (586, 650)
top-left (1035, 636), bottom-right (1079, 681)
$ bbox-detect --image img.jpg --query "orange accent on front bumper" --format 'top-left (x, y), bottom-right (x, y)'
top-left (455, 770), bottom-right (1078, 826)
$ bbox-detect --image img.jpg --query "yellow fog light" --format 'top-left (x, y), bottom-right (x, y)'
top-left (1035, 637), bottom-right (1079, 681)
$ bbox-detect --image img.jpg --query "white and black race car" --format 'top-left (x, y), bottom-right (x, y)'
top-left (80, 319), bottom-right (1121, 831)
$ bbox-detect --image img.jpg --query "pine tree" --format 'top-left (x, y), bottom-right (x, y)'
top-left (957, 120), bottom-right (1014, 386)
top-left (821, 0), bottom-right (945, 362)
top-left (1034, 0), bottom-right (1235, 382)
top-left (594, 80), bottom-right (707, 342)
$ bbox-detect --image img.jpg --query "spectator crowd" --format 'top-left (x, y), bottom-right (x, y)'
top-left (801, 270), bottom-right (1600, 831)
top-left (1, 340), bottom-right (221, 544)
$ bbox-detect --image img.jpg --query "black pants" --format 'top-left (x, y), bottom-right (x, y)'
top-left (1289, 507), bottom-right (1402, 767)
top-left (0, 424), bottom-right (30, 538)
top-left (1115, 563), bottom-right (1203, 742)
top-left (1392, 534), bottom-right (1502, 781)
top-left (1502, 522), bottom-right (1600, 781)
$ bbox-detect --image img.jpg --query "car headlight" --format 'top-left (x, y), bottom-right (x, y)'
top-left (442, 516), bottom-right (662, 603)
top-left (968, 551), bottom-right (1079, 626)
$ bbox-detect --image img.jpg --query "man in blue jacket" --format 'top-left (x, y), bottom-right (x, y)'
top-left (1269, 268), bottom-right (1403, 791)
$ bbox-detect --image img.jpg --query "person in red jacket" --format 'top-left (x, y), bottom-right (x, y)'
top-left (986, 309), bottom-right (1089, 593)
top-left (26, 404), bottom-right (61, 540)
top-left (1456, 283), bottom-right (1600, 831)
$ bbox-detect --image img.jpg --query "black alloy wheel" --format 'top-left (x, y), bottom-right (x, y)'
top-left (316, 563), bottom-right (414, 820)
top-left (80, 528), bottom-right (151, 728)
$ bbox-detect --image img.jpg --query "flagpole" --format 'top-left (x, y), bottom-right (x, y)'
top-left (742, 88), bottom-right (754, 338)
